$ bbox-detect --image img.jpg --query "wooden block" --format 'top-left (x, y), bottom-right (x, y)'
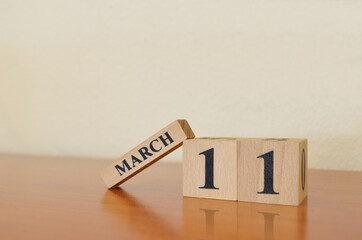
top-left (237, 138), bottom-right (308, 206)
top-left (100, 119), bottom-right (195, 188)
top-left (183, 138), bottom-right (238, 200)
top-left (183, 137), bottom-right (307, 205)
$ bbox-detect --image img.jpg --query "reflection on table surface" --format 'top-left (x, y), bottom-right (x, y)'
top-left (183, 197), bottom-right (307, 240)
top-left (100, 164), bottom-right (361, 240)
top-left (102, 189), bottom-right (180, 239)
top-left (103, 188), bottom-right (307, 240)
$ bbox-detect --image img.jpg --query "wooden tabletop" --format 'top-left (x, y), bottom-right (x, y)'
top-left (0, 154), bottom-right (361, 240)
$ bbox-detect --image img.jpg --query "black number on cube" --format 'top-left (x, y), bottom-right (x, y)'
top-left (301, 149), bottom-right (306, 191)
top-left (199, 148), bottom-right (219, 190)
top-left (257, 151), bottom-right (279, 195)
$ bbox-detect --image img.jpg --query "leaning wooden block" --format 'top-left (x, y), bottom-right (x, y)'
top-left (237, 138), bottom-right (308, 206)
top-left (183, 138), bottom-right (238, 200)
top-left (100, 119), bottom-right (195, 188)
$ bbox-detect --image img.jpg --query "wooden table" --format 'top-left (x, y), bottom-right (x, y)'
top-left (0, 154), bottom-right (361, 240)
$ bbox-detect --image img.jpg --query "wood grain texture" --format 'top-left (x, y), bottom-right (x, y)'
top-left (237, 138), bottom-right (308, 205)
top-left (0, 154), bottom-right (361, 240)
top-left (100, 119), bottom-right (194, 188)
top-left (183, 138), bottom-right (238, 200)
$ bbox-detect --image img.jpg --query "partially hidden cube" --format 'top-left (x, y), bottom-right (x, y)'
top-left (183, 137), bottom-right (307, 205)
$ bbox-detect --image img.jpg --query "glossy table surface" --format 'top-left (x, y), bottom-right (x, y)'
top-left (0, 154), bottom-right (361, 240)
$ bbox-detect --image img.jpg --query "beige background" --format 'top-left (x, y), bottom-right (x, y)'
top-left (0, 1), bottom-right (361, 170)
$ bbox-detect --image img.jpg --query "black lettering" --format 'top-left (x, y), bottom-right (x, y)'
top-left (115, 160), bottom-right (132, 176)
top-left (301, 149), bottom-right (306, 191)
top-left (159, 132), bottom-right (174, 147)
top-left (138, 147), bottom-right (153, 160)
top-left (131, 155), bottom-right (142, 168)
top-left (257, 151), bottom-right (279, 194)
top-left (150, 139), bottom-right (162, 152)
top-left (199, 148), bottom-right (219, 189)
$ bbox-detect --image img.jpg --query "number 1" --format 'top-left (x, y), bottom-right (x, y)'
top-left (199, 148), bottom-right (219, 189)
top-left (257, 151), bottom-right (279, 194)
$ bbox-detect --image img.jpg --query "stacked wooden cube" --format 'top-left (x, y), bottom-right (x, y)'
top-left (100, 120), bottom-right (307, 206)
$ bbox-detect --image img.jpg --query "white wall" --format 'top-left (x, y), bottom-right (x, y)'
top-left (1, 0), bottom-right (361, 170)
